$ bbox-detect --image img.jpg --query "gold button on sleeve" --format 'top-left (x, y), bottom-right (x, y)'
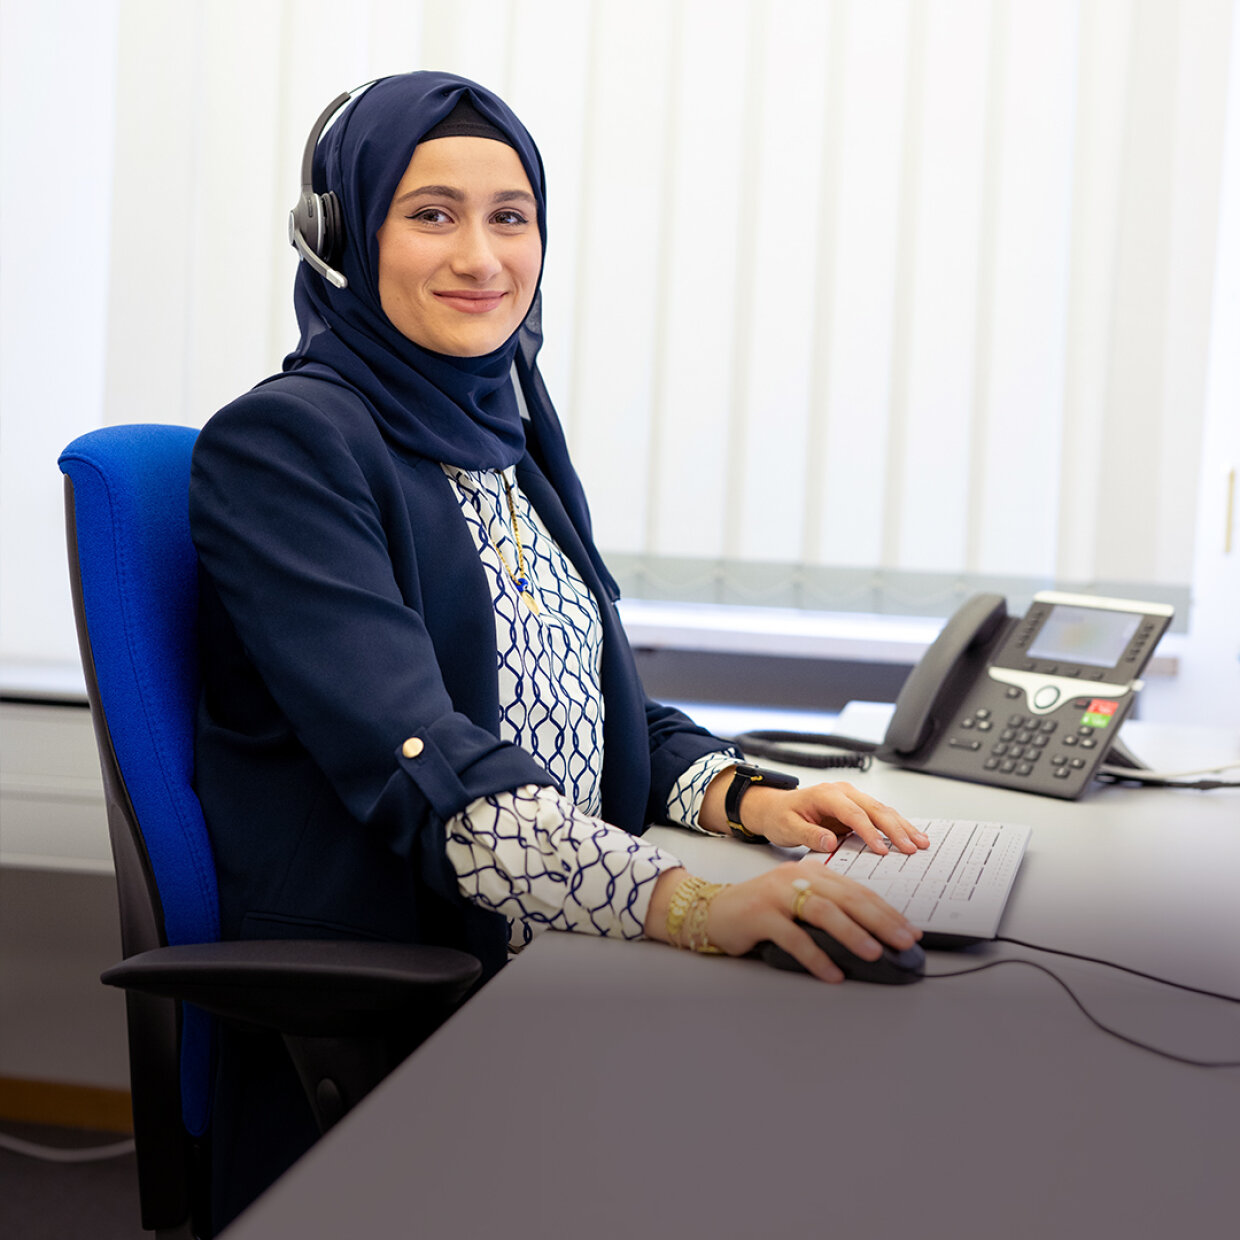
top-left (401, 737), bottom-right (424, 759)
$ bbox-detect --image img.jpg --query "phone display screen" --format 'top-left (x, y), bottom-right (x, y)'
top-left (1027, 605), bottom-right (1140, 668)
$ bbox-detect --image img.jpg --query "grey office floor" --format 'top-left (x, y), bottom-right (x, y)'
top-left (0, 1121), bottom-right (142, 1239)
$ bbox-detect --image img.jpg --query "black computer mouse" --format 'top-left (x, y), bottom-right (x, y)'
top-left (755, 922), bottom-right (925, 984)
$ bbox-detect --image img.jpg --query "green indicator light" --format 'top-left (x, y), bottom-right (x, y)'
top-left (1081, 712), bottom-right (1111, 728)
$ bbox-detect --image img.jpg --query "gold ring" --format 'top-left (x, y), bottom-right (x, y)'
top-left (791, 877), bottom-right (812, 922)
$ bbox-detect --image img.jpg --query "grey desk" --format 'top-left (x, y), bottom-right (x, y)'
top-left (224, 723), bottom-right (1240, 1240)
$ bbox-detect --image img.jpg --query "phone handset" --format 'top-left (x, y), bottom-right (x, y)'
top-left (879, 593), bottom-right (1009, 759)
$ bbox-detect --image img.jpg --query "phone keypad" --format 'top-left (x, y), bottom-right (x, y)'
top-left (933, 696), bottom-right (1128, 799)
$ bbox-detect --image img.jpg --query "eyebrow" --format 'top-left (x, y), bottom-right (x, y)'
top-left (393, 185), bottom-right (537, 208)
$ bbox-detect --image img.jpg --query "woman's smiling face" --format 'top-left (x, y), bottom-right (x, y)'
top-left (375, 136), bottom-right (542, 357)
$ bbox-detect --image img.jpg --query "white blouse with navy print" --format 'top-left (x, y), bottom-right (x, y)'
top-left (441, 464), bottom-right (736, 951)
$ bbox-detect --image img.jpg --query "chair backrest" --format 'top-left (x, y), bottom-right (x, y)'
top-left (59, 423), bottom-right (218, 1143)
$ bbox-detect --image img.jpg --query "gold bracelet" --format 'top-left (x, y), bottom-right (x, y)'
top-left (665, 875), bottom-right (709, 947)
top-left (684, 881), bottom-right (729, 954)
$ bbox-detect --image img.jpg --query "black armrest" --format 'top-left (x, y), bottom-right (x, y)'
top-left (102, 940), bottom-right (482, 1037)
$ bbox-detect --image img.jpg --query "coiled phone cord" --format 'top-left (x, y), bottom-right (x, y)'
top-left (730, 730), bottom-right (1240, 789)
top-left (727, 729), bottom-right (875, 771)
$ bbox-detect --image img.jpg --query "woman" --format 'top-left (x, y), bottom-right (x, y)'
top-left (190, 70), bottom-right (926, 1224)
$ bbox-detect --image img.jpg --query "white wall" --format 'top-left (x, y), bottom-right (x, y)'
top-left (0, 0), bottom-right (120, 669)
top-left (1142, 1), bottom-right (1240, 726)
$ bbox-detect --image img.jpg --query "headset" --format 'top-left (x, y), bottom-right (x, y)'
top-left (287, 81), bottom-right (380, 290)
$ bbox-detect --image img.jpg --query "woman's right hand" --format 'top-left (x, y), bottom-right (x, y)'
top-left (647, 860), bottom-right (921, 983)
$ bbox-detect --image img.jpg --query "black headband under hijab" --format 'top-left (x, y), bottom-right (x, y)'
top-left (420, 96), bottom-right (516, 147)
top-left (276, 71), bottom-right (606, 589)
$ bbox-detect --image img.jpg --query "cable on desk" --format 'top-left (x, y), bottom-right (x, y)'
top-left (925, 958), bottom-right (1240, 1069)
top-left (0, 1129), bottom-right (136, 1162)
top-left (1094, 766), bottom-right (1240, 791)
top-left (995, 935), bottom-right (1240, 1003)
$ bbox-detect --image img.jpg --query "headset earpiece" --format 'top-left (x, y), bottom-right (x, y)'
top-left (288, 85), bottom-right (376, 290)
top-left (288, 194), bottom-right (346, 289)
top-left (319, 190), bottom-right (341, 259)
top-left (288, 189), bottom-right (331, 256)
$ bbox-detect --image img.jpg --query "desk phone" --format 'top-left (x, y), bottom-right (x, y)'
top-left (878, 592), bottom-right (1173, 799)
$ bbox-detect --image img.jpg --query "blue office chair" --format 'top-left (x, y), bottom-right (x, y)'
top-left (59, 424), bottom-right (482, 1239)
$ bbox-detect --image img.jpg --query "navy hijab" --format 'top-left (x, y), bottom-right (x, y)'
top-left (282, 71), bottom-right (592, 548)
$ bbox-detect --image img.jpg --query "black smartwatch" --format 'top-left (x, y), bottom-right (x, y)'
top-left (724, 762), bottom-right (800, 842)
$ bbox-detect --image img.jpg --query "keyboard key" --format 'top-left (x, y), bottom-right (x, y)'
top-left (825, 820), bottom-right (1029, 940)
top-left (848, 853), bottom-right (884, 879)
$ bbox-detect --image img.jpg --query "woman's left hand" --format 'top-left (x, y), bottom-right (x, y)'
top-left (704, 774), bottom-right (929, 856)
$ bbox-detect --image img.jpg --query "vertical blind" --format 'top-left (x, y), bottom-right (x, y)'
top-left (3, 0), bottom-right (1236, 667)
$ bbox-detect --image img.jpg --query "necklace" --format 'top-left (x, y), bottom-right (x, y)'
top-left (492, 473), bottom-right (540, 615)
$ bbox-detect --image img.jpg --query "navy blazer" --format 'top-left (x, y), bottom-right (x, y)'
top-left (189, 374), bottom-right (730, 979)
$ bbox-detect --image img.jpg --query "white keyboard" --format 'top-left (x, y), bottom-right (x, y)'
top-left (804, 819), bottom-right (1031, 940)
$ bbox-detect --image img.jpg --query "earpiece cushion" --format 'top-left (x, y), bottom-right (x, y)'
top-left (318, 191), bottom-right (342, 263)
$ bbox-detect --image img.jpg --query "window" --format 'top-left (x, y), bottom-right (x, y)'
top-left (4, 0), bottom-right (1237, 724)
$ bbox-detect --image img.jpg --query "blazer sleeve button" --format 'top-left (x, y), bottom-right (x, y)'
top-left (401, 737), bottom-right (424, 759)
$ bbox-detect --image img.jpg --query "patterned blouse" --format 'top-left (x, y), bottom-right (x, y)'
top-left (441, 465), bottom-right (735, 951)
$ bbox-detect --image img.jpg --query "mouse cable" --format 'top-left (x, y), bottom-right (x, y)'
top-left (923, 958), bottom-right (1240, 1068)
top-left (993, 935), bottom-right (1240, 1004)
